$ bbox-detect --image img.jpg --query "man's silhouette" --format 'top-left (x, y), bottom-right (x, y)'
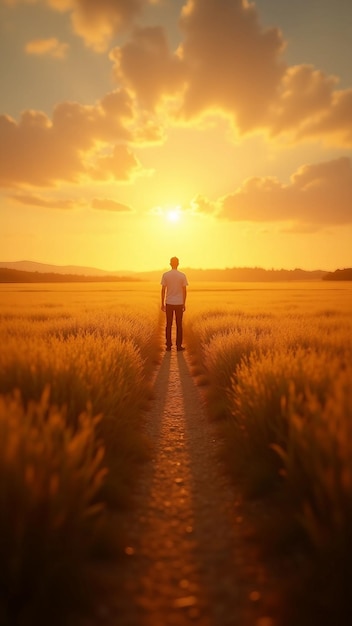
top-left (161, 257), bottom-right (188, 351)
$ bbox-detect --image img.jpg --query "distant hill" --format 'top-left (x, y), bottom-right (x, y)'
top-left (323, 268), bottom-right (352, 281)
top-left (0, 260), bottom-right (135, 277)
top-left (0, 268), bottom-right (141, 283)
top-left (0, 261), bottom-right (331, 283)
top-left (139, 267), bottom-right (328, 282)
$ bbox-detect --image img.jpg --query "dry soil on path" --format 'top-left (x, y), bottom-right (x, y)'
top-left (111, 350), bottom-right (279, 626)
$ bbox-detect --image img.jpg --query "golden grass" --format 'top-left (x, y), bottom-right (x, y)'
top-left (184, 280), bottom-right (352, 624)
top-left (0, 282), bottom-right (162, 624)
top-left (0, 388), bottom-right (107, 624)
top-left (1, 280), bottom-right (352, 623)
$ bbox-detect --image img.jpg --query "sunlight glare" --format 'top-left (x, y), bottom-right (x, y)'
top-left (166, 207), bottom-right (181, 223)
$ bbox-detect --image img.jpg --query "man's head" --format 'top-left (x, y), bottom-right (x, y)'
top-left (170, 256), bottom-right (179, 269)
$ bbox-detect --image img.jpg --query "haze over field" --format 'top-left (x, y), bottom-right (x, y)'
top-left (0, 259), bottom-right (333, 282)
top-left (1, 0), bottom-right (352, 272)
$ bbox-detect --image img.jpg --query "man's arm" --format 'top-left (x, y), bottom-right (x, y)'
top-left (182, 286), bottom-right (187, 311)
top-left (161, 285), bottom-right (166, 311)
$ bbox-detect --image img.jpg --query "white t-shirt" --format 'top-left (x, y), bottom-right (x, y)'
top-left (161, 269), bottom-right (188, 305)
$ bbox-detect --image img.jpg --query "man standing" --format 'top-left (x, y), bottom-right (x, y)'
top-left (161, 257), bottom-right (188, 351)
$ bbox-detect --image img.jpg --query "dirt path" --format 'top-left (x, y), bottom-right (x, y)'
top-left (110, 350), bottom-right (278, 626)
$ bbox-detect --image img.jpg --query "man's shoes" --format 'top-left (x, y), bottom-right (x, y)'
top-left (165, 346), bottom-right (185, 351)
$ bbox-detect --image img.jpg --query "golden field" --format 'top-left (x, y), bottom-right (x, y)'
top-left (0, 280), bottom-right (351, 625)
top-left (0, 282), bottom-right (162, 625)
top-left (184, 280), bottom-right (352, 625)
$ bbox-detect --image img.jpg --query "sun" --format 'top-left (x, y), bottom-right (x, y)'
top-left (166, 206), bottom-right (181, 223)
top-left (150, 204), bottom-right (184, 229)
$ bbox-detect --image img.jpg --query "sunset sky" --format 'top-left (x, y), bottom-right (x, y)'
top-left (1, 0), bottom-right (352, 273)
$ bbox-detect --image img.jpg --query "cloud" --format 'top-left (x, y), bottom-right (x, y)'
top-left (108, 0), bottom-right (352, 147)
top-left (25, 37), bottom-right (69, 59)
top-left (10, 193), bottom-right (78, 209)
top-left (176, 1), bottom-right (352, 144)
top-left (88, 145), bottom-right (141, 181)
top-left (111, 0), bottom-right (285, 130)
top-left (132, 118), bottom-right (166, 144)
top-left (5, 0), bottom-right (352, 155)
top-left (178, 0), bottom-right (285, 130)
top-left (188, 194), bottom-right (217, 216)
top-left (266, 65), bottom-right (352, 146)
top-left (92, 198), bottom-right (133, 212)
top-left (110, 26), bottom-right (186, 110)
top-left (0, 90), bottom-right (144, 187)
top-left (177, 2), bottom-right (352, 145)
top-left (4, 0), bottom-right (148, 52)
top-left (9, 192), bottom-right (134, 213)
top-left (296, 87), bottom-right (352, 146)
top-left (267, 65), bottom-right (337, 134)
top-left (217, 157), bottom-right (352, 229)
top-left (66, 0), bottom-right (147, 52)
